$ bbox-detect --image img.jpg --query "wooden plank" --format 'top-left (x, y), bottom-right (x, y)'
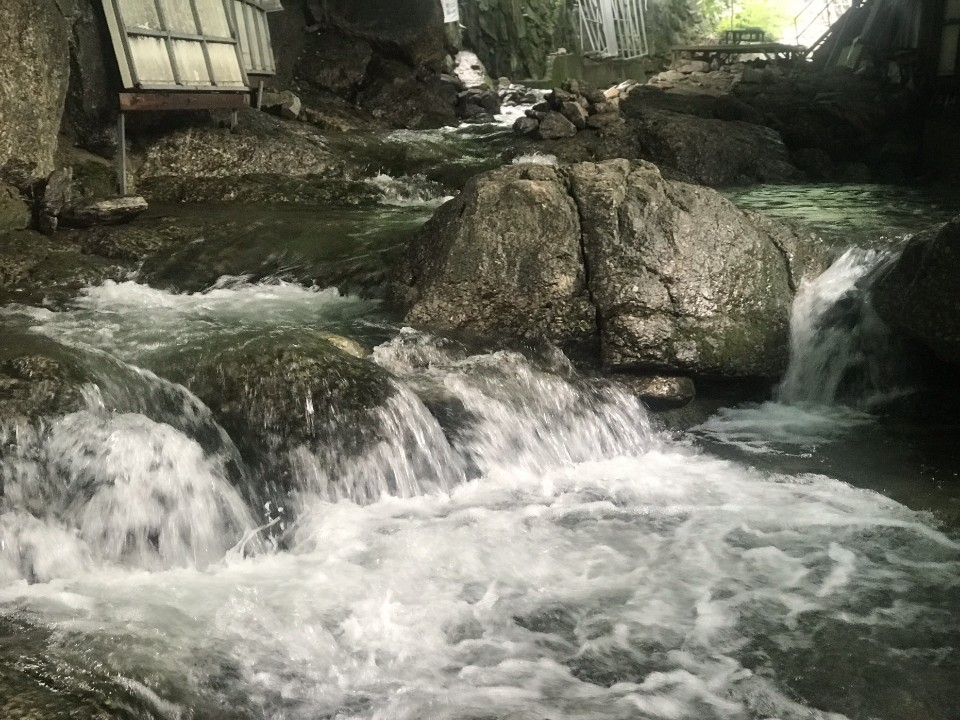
top-left (119, 91), bottom-right (250, 112)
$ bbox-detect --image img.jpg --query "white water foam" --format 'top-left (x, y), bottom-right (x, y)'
top-left (367, 173), bottom-right (453, 207)
top-left (695, 249), bottom-right (900, 454)
top-left (512, 152), bottom-right (559, 166)
top-left (2, 445), bottom-right (955, 719)
top-left (3, 278), bottom-right (375, 367)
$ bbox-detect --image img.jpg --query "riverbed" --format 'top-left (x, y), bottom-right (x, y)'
top-left (1, 160), bottom-right (958, 720)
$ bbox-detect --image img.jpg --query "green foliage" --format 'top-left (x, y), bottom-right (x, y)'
top-left (703, 0), bottom-right (793, 40)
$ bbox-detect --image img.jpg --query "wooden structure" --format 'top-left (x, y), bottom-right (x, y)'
top-left (670, 42), bottom-right (806, 66)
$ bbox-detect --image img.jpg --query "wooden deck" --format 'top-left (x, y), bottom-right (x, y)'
top-left (670, 42), bottom-right (806, 65)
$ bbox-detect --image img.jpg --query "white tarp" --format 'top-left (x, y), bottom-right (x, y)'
top-left (441, 0), bottom-right (459, 23)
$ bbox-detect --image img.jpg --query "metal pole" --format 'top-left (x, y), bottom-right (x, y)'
top-left (117, 112), bottom-right (127, 196)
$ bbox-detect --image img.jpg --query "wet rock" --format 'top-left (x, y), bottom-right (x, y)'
top-left (621, 86), bottom-right (762, 123)
top-left (400, 160), bottom-right (829, 377)
top-left (0, 0), bottom-right (69, 187)
top-left (356, 58), bottom-right (458, 129)
top-left (0, 184), bottom-right (30, 231)
top-left (513, 116), bottom-right (540, 136)
top-left (0, 352), bottom-right (85, 422)
top-left (315, 332), bottom-right (369, 358)
top-left (401, 163), bottom-right (597, 358)
top-left (612, 374), bottom-right (696, 410)
top-left (60, 196), bottom-right (148, 228)
top-left (38, 167), bottom-right (73, 234)
top-left (296, 30), bottom-right (373, 95)
top-left (561, 101), bottom-right (588, 129)
top-left (570, 160), bottom-right (826, 376)
top-left (135, 109), bottom-right (352, 202)
top-left (261, 90), bottom-right (302, 121)
top-left (187, 332), bottom-right (396, 478)
top-left (0, 229), bottom-right (126, 300)
top-left (873, 216), bottom-right (960, 364)
top-left (537, 111), bottom-right (578, 140)
top-left (631, 107), bottom-right (801, 186)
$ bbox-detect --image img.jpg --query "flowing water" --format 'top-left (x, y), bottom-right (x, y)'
top-left (1, 173), bottom-right (959, 720)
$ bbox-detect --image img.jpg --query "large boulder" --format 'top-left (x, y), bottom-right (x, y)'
top-left (569, 160), bottom-right (825, 376)
top-left (629, 107), bottom-right (802, 186)
top-left (401, 160), bottom-right (828, 378)
top-left (401, 164), bottom-right (597, 359)
top-left (0, 0), bottom-right (70, 187)
top-left (872, 216), bottom-right (960, 364)
top-left (184, 332), bottom-right (398, 496)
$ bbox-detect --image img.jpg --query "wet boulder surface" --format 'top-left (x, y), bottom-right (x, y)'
top-left (400, 159), bottom-right (829, 378)
top-left (873, 216), bottom-right (960, 365)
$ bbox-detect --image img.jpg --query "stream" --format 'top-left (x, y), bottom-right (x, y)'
top-left (1, 129), bottom-right (959, 719)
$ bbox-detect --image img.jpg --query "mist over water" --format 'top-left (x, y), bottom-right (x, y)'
top-left (1, 183), bottom-right (959, 719)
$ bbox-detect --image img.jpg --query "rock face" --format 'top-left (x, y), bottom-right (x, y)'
top-left (402, 160), bottom-right (828, 378)
top-left (0, 185), bottom-right (30, 232)
top-left (0, 0), bottom-right (70, 187)
top-left (402, 164), bottom-right (597, 359)
top-left (873, 217), bottom-right (960, 364)
top-left (571, 161), bottom-right (821, 375)
top-left (630, 107), bottom-right (801, 186)
top-left (134, 110), bottom-right (366, 203)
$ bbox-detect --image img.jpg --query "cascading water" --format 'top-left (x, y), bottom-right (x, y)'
top-left (1, 204), bottom-right (959, 719)
top-left (777, 248), bottom-right (904, 406)
top-left (694, 248), bottom-right (911, 454)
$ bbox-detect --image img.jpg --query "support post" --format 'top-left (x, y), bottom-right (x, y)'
top-left (117, 112), bottom-right (127, 197)
top-left (231, 110), bottom-right (239, 130)
top-left (256, 79), bottom-right (264, 110)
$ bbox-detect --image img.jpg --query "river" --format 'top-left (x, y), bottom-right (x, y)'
top-left (0, 132), bottom-right (958, 719)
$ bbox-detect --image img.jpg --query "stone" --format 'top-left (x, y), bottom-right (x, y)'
top-left (314, 0), bottom-right (448, 70)
top-left (261, 90), bottom-right (302, 120)
top-left (186, 332), bottom-right (397, 495)
top-left (0, 184), bottom-right (30, 232)
top-left (60, 196), bottom-right (148, 228)
top-left (585, 113), bottom-right (624, 132)
top-left (873, 216), bottom-right (960, 364)
top-left (513, 116), bottom-right (540, 136)
top-left (296, 30), bottom-right (373, 94)
top-left (401, 163), bottom-right (597, 358)
top-left (0, 352), bottom-right (85, 422)
top-left (0, 0), bottom-right (70, 187)
top-left (630, 107), bottom-right (801, 186)
top-left (537, 111), bottom-right (578, 140)
top-left (613, 374), bottom-right (696, 410)
top-left (357, 58), bottom-right (458, 129)
top-left (399, 160), bottom-right (829, 376)
top-left (569, 160), bottom-right (827, 376)
top-left (454, 50), bottom-right (491, 89)
top-left (560, 101), bottom-right (588, 129)
top-left (38, 168), bottom-right (73, 235)
top-left (315, 332), bottom-right (369, 358)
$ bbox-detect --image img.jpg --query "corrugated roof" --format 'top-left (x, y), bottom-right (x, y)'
top-left (102, 0), bottom-right (274, 90)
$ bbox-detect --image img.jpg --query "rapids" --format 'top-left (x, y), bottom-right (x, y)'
top-left (1, 177), bottom-right (959, 720)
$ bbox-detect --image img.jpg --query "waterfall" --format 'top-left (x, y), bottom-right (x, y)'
top-left (777, 248), bottom-right (904, 406)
